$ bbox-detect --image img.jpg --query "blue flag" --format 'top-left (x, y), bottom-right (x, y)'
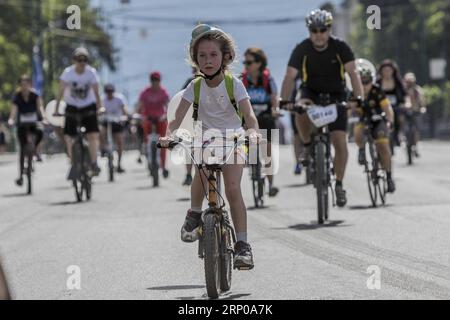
top-left (32, 46), bottom-right (44, 96)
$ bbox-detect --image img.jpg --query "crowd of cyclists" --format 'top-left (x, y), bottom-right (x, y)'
top-left (2, 8), bottom-right (428, 274)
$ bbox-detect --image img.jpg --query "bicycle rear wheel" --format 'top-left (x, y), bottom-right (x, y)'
top-left (108, 153), bottom-right (114, 182)
top-left (203, 213), bottom-right (221, 299)
top-left (26, 154), bottom-right (32, 195)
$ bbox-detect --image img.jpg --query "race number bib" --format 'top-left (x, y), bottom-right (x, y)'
top-left (20, 112), bottom-right (38, 123)
top-left (306, 104), bottom-right (338, 128)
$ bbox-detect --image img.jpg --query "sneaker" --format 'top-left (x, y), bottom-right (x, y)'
top-left (268, 186), bottom-right (279, 197)
top-left (387, 178), bottom-right (396, 193)
top-left (234, 241), bottom-right (254, 270)
top-left (35, 154), bottom-right (43, 162)
top-left (358, 148), bottom-right (366, 165)
top-left (182, 174), bottom-right (192, 186)
top-left (180, 210), bottom-right (202, 243)
top-left (15, 177), bottom-right (23, 186)
top-left (300, 145), bottom-right (312, 166)
top-left (162, 169), bottom-right (169, 179)
top-left (294, 162), bottom-right (302, 175)
top-left (116, 166), bottom-right (125, 174)
top-left (335, 184), bottom-right (347, 207)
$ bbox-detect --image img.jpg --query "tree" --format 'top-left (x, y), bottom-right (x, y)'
top-left (0, 0), bottom-right (116, 115)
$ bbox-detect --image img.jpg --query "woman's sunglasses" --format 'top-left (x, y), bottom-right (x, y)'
top-left (76, 57), bottom-right (88, 63)
top-left (310, 27), bottom-right (328, 34)
top-left (243, 60), bottom-right (256, 66)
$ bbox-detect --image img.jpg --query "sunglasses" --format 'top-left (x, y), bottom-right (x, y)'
top-left (76, 57), bottom-right (88, 63)
top-left (310, 27), bottom-right (328, 34)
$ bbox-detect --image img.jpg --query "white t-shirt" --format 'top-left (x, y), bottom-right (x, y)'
top-left (102, 93), bottom-right (127, 117)
top-left (182, 75), bottom-right (250, 132)
top-left (60, 65), bottom-right (100, 108)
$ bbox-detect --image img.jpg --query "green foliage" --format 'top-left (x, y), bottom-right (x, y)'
top-left (0, 0), bottom-right (115, 116)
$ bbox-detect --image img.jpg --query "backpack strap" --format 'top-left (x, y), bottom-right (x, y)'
top-left (192, 76), bottom-right (202, 121)
top-left (224, 72), bottom-right (245, 126)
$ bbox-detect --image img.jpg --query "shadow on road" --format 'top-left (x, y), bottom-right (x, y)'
top-left (348, 204), bottom-right (393, 210)
top-left (221, 293), bottom-right (252, 300)
top-left (279, 220), bottom-right (349, 231)
top-left (177, 198), bottom-right (190, 202)
top-left (2, 193), bottom-right (30, 198)
top-left (48, 200), bottom-right (81, 206)
top-left (247, 205), bottom-right (273, 211)
top-left (284, 183), bottom-right (310, 188)
top-left (135, 186), bottom-right (159, 191)
top-left (147, 285), bottom-right (205, 291)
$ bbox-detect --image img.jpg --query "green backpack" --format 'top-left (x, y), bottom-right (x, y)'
top-left (192, 72), bottom-right (245, 126)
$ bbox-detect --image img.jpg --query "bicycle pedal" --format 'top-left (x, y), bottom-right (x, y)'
top-left (234, 265), bottom-right (253, 271)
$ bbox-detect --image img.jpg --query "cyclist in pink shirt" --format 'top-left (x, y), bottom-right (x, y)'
top-left (138, 71), bottom-right (170, 178)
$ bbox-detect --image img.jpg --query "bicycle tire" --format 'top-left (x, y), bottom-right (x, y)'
top-left (108, 153), bottom-right (114, 182)
top-left (378, 174), bottom-right (387, 205)
top-left (203, 213), bottom-right (221, 299)
top-left (219, 224), bottom-right (232, 292)
top-left (315, 142), bottom-right (326, 224)
top-left (26, 153), bottom-right (32, 195)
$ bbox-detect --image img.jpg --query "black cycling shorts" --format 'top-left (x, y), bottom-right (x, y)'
top-left (100, 121), bottom-right (124, 134)
top-left (257, 112), bottom-right (277, 143)
top-left (64, 104), bottom-right (99, 137)
top-left (298, 87), bottom-right (348, 132)
top-left (17, 124), bottom-right (43, 147)
top-left (356, 120), bottom-right (389, 143)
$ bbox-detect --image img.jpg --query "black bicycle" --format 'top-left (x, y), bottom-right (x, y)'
top-left (16, 124), bottom-right (37, 195)
top-left (404, 109), bottom-right (420, 166)
top-left (158, 135), bottom-right (251, 299)
top-left (65, 111), bottom-right (95, 202)
top-left (249, 137), bottom-right (265, 208)
top-left (360, 112), bottom-right (387, 207)
top-left (100, 114), bottom-right (127, 182)
top-left (281, 98), bottom-right (346, 224)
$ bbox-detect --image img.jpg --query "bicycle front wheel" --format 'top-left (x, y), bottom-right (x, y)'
top-left (219, 223), bottom-right (232, 292)
top-left (26, 154), bottom-right (33, 195)
top-left (315, 143), bottom-right (327, 224)
top-left (203, 213), bottom-right (221, 299)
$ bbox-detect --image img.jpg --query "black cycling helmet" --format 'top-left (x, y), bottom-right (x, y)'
top-left (305, 9), bottom-right (333, 29)
top-left (104, 83), bottom-right (115, 92)
top-left (72, 47), bottom-right (90, 60)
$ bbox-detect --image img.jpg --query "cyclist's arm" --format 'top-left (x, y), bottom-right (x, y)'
top-left (8, 104), bottom-right (18, 125)
top-left (167, 98), bottom-right (191, 135)
top-left (37, 96), bottom-right (46, 122)
top-left (239, 99), bottom-right (259, 132)
top-left (55, 80), bottom-right (67, 113)
top-left (345, 61), bottom-right (364, 101)
top-left (92, 83), bottom-right (102, 110)
top-left (280, 66), bottom-right (299, 102)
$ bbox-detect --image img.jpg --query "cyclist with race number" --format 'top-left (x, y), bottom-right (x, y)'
top-left (280, 9), bottom-right (364, 207)
top-left (100, 83), bottom-right (129, 173)
top-left (159, 24), bottom-right (260, 269)
top-left (241, 47), bottom-right (280, 197)
top-left (138, 71), bottom-right (170, 179)
top-left (8, 75), bottom-right (46, 186)
top-left (353, 66), bottom-right (396, 193)
top-left (54, 47), bottom-right (103, 178)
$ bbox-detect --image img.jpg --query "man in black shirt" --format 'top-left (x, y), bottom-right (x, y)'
top-left (280, 9), bottom-right (364, 207)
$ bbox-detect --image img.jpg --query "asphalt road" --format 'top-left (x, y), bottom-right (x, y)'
top-left (0, 141), bottom-right (449, 300)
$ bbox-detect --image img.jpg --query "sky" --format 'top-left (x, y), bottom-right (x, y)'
top-left (91, 0), bottom-right (344, 105)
